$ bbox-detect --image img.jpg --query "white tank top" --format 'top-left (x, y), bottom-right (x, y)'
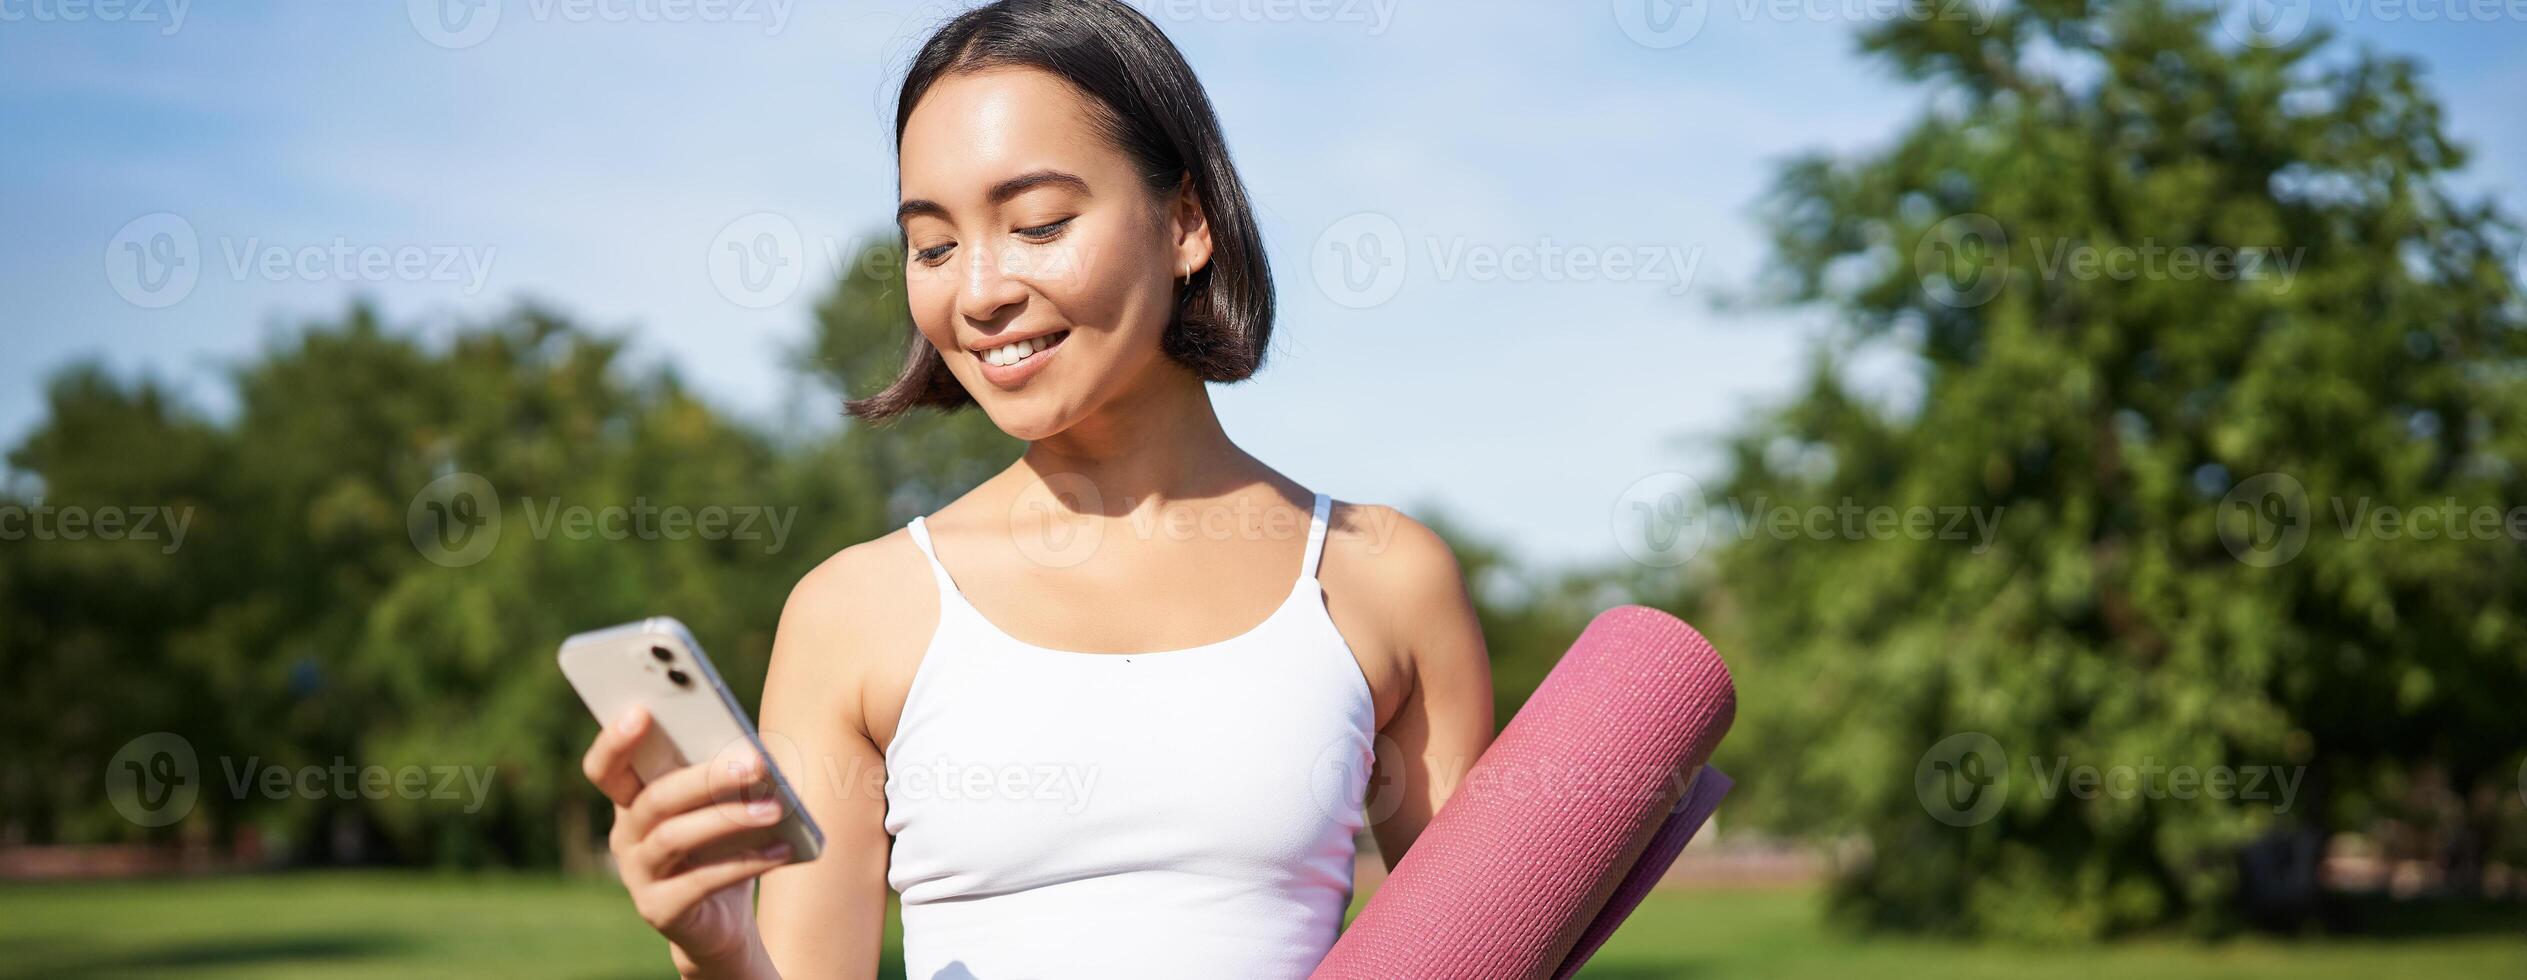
top-left (884, 491), bottom-right (1377, 980)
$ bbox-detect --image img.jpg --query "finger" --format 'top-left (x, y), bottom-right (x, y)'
top-left (647, 842), bottom-right (795, 920)
top-left (580, 706), bottom-right (653, 808)
top-left (635, 793), bottom-right (788, 878)
top-left (622, 745), bottom-right (772, 842)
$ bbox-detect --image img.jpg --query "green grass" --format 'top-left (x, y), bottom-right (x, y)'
top-left (0, 873), bottom-right (2517, 978)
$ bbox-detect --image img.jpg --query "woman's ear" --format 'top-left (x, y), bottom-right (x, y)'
top-left (1168, 174), bottom-right (1214, 280)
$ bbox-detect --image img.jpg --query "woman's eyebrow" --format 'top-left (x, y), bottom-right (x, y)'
top-left (897, 169), bottom-right (1092, 226)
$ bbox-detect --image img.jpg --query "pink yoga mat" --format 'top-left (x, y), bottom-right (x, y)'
top-left (1311, 605), bottom-right (1737, 980)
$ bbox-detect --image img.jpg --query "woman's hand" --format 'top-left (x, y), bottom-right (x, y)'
top-left (582, 705), bottom-right (792, 979)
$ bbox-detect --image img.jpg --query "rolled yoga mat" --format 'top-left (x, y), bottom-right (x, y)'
top-left (1310, 605), bottom-right (1737, 980)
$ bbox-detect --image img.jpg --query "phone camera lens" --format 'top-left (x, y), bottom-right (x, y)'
top-left (650, 646), bottom-right (674, 663)
top-left (666, 668), bottom-right (692, 687)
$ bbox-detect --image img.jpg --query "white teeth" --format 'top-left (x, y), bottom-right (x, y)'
top-left (981, 333), bottom-right (1058, 368)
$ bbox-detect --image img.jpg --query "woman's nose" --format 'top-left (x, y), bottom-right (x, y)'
top-left (956, 243), bottom-right (1030, 324)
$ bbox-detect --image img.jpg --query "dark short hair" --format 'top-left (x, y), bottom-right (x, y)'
top-left (846, 0), bottom-right (1275, 423)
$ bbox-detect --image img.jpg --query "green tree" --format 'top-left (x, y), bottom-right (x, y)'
top-left (3, 240), bottom-right (1023, 869)
top-left (1694, 0), bottom-right (2527, 938)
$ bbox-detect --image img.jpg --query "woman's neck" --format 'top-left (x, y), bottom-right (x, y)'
top-left (1011, 361), bottom-right (1260, 513)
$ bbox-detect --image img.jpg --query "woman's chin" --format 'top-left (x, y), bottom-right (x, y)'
top-left (978, 400), bottom-right (1068, 443)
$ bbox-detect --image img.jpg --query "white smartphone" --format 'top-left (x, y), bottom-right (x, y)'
top-left (558, 616), bottom-right (824, 866)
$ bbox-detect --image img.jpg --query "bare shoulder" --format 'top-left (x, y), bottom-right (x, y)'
top-left (1322, 502), bottom-right (1462, 604)
top-left (763, 527), bottom-right (940, 746)
top-left (1317, 502), bottom-right (1489, 721)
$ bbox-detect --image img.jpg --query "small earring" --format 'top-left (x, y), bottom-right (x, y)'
top-left (1179, 267), bottom-right (1191, 288)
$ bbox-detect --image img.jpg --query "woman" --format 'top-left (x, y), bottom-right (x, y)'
top-left (579, 2), bottom-right (1494, 977)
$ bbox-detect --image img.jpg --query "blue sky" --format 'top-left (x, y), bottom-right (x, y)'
top-left (5, 1), bottom-right (2524, 569)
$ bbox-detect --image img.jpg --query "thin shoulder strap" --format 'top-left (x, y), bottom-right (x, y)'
top-left (905, 516), bottom-right (966, 604)
top-left (1299, 492), bottom-right (1332, 581)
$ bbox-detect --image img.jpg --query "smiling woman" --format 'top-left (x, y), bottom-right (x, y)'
top-left (848, 0), bottom-right (1275, 436)
top-left (573, 2), bottom-right (1495, 979)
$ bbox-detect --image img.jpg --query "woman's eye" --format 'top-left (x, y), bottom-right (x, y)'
top-left (913, 242), bottom-right (955, 266)
top-left (1015, 217), bottom-right (1074, 241)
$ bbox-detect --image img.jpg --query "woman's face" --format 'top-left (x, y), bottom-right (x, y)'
top-left (897, 67), bottom-right (1211, 441)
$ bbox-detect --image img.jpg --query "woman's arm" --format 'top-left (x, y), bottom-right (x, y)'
top-left (1342, 509), bottom-right (1497, 870)
top-left (747, 542), bottom-right (918, 980)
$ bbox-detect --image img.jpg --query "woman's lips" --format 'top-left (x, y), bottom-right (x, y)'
top-left (973, 329), bottom-right (1069, 388)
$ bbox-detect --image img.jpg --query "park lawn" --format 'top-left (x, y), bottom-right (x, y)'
top-left (0, 872), bottom-right (2519, 979)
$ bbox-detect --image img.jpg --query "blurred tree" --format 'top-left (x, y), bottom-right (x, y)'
top-left (2, 367), bottom-right (234, 846)
top-left (3, 240), bottom-right (1022, 869)
top-left (1691, 0), bottom-right (2527, 938)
